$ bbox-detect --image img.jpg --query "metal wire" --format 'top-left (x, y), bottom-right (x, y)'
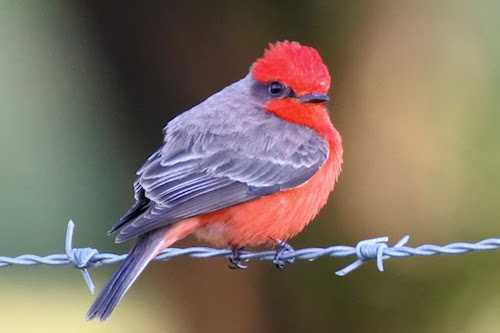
top-left (1, 220), bottom-right (499, 294)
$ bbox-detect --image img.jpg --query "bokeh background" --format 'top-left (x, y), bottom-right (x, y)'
top-left (1, 1), bottom-right (499, 332)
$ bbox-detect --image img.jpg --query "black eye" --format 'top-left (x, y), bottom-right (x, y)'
top-left (268, 81), bottom-right (283, 95)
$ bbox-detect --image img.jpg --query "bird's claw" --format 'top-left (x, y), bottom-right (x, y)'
top-left (273, 239), bottom-right (295, 269)
top-left (228, 247), bottom-right (247, 269)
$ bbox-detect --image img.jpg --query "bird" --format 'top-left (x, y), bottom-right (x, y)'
top-left (86, 40), bottom-right (343, 321)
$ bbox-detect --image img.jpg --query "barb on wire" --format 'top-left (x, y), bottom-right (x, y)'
top-left (1, 220), bottom-right (500, 294)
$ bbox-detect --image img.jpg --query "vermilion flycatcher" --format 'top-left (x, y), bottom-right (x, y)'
top-left (87, 41), bottom-right (343, 321)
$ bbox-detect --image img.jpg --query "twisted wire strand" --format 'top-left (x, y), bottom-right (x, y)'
top-left (1, 221), bottom-right (499, 293)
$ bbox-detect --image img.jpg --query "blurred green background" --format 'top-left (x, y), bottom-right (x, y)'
top-left (1, 1), bottom-right (499, 332)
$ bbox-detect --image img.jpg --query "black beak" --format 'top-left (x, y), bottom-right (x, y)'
top-left (298, 92), bottom-right (329, 103)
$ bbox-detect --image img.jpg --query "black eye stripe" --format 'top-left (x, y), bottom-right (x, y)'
top-left (266, 81), bottom-right (296, 99)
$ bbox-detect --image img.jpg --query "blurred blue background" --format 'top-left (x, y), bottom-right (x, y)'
top-left (0, 1), bottom-right (499, 332)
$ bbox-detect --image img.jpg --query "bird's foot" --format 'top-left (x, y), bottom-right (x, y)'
top-left (273, 239), bottom-right (295, 269)
top-left (228, 247), bottom-right (247, 269)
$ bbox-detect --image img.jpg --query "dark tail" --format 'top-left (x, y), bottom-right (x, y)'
top-left (86, 229), bottom-right (166, 321)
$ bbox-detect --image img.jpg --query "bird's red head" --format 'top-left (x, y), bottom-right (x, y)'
top-left (251, 41), bottom-right (336, 143)
top-left (251, 41), bottom-right (330, 95)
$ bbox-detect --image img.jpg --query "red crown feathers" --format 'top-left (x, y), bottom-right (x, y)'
top-left (251, 41), bottom-right (330, 95)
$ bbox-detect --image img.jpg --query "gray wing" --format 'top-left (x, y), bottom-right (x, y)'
top-left (112, 77), bottom-right (329, 242)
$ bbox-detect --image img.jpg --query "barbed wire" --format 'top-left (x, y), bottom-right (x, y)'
top-left (1, 220), bottom-right (499, 294)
